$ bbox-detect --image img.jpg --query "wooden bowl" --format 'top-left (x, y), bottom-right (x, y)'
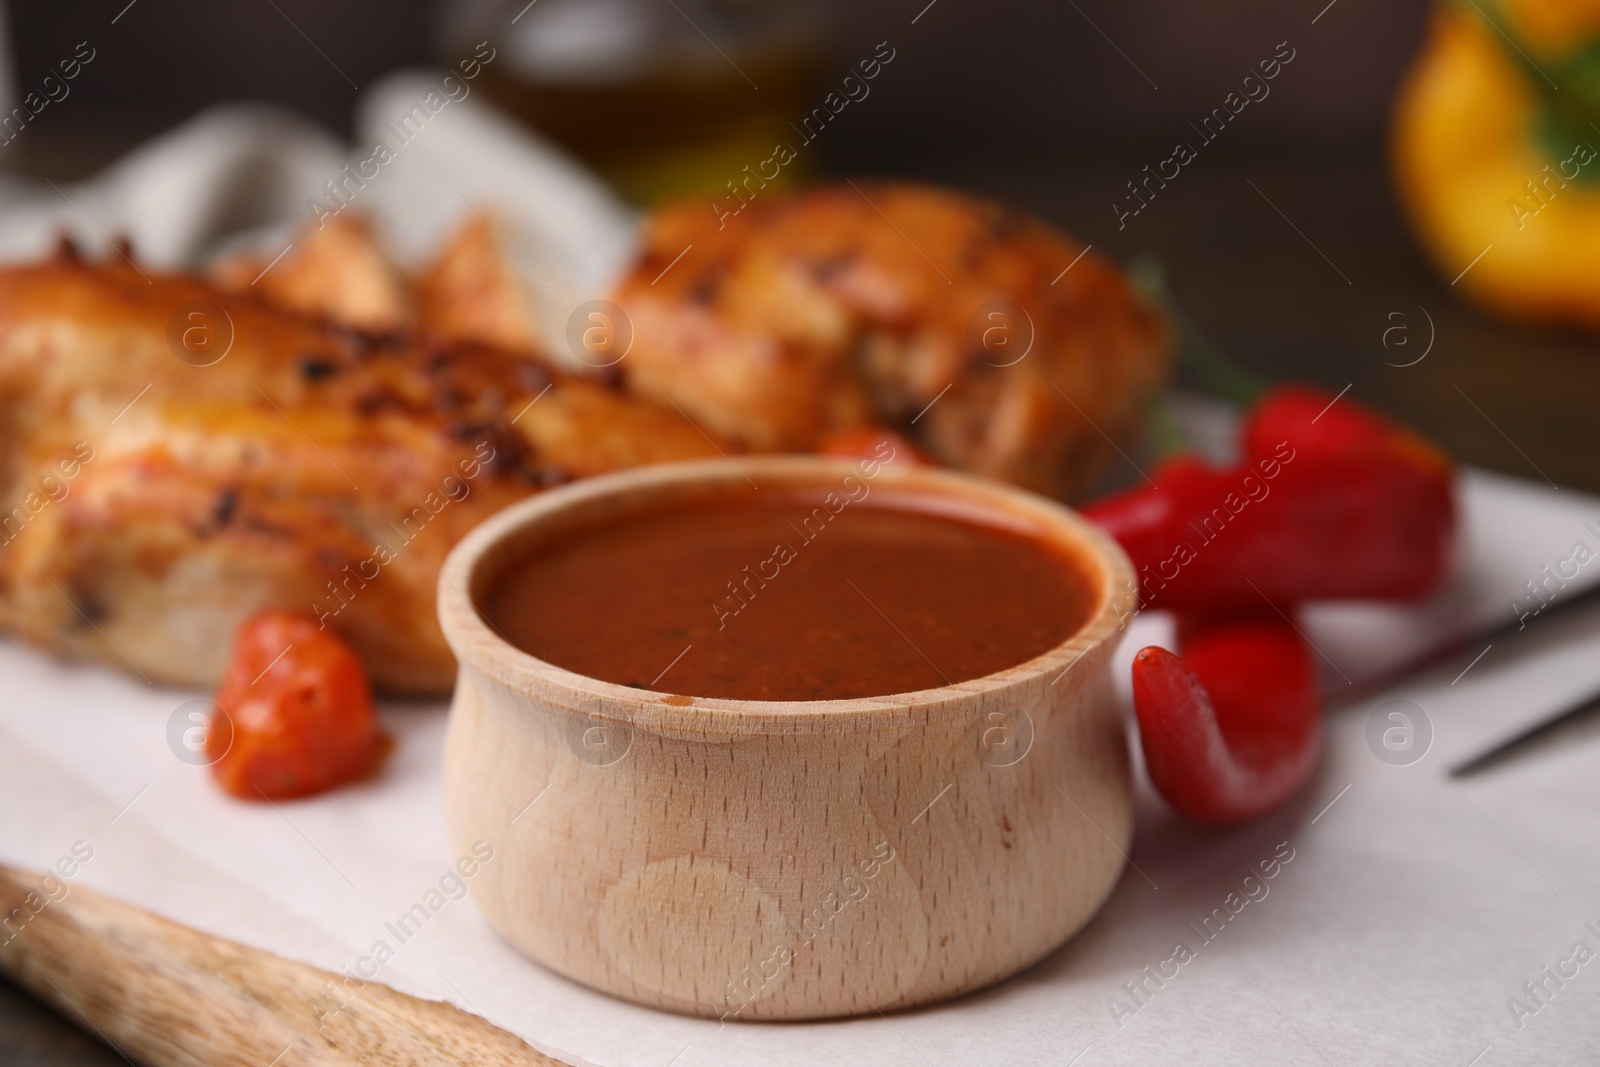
top-left (437, 457), bottom-right (1137, 1021)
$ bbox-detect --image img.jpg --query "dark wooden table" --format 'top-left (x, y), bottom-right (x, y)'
top-left (4, 152), bottom-right (1596, 1062)
top-left (0, 980), bottom-right (126, 1066)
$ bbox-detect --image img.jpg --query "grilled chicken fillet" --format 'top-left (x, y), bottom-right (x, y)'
top-left (0, 256), bottom-right (719, 693)
top-left (618, 183), bottom-right (1169, 499)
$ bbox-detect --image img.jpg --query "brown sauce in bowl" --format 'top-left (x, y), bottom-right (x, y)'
top-left (479, 491), bottom-right (1096, 701)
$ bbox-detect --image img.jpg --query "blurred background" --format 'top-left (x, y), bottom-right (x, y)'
top-left (1, 0), bottom-right (1419, 174)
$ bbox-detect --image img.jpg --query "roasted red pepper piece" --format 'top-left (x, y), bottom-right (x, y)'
top-left (1132, 611), bottom-right (1322, 824)
top-left (208, 611), bottom-right (386, 800)
top-left (1083, 386), bottom-right (1455, 610)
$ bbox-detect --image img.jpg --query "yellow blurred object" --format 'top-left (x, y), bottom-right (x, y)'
top-left (1392, 2), bottom-right (1600, 329)
top-left (1496, 0), bottom-right (1600, 53)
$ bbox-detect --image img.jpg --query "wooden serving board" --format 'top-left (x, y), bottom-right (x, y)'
top-left (0, 865), bottom-right (570, 1067)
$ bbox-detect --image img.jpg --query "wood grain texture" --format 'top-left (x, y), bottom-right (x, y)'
top-left (438, 456), bottom-right (1139, 1021)
top-left (0, 865), bottom-right (565, 1067)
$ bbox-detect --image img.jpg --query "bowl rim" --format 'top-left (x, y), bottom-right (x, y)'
top-left (437, 456), bottom-right (1137, 735)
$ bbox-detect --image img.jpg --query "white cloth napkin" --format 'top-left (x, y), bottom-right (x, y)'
top-left (2, 72), bottom-right (1599, 1067)
top-left (0, 69), bottom-right (637, 351)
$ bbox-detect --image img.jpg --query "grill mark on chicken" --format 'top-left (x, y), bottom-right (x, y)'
top-left (212, 487), bottom-right (238, 528)
top-left (298, 356), bottom-right (338, 381)
top-left (812, 251), bottom-right (858, 282)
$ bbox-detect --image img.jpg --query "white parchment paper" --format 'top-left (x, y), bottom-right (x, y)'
top-left (3, 470), bottom-right (1598, 1067)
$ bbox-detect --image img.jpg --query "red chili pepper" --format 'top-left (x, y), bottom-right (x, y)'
top-left (1132, 610), bottom-right (1322, 824)
top-left (1082, 386), bottom-right (1456, 610)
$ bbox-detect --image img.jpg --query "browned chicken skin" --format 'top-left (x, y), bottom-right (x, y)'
top-left (0, 185), bottom-right (1170, 693)
top-left (209, 214), bottom-right (415, 336)
top-left (616, 183), bottom-right (1169, 498)
top-left (0, 254), bottom-right (719, 693)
